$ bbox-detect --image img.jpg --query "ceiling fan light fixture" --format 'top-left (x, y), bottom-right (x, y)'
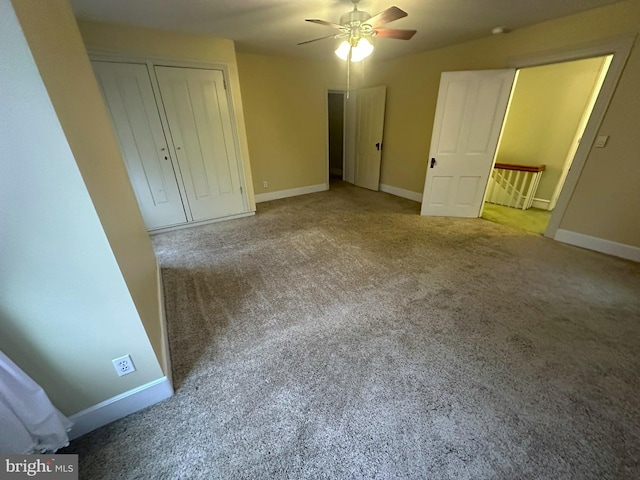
top-left (353, 37), bottom-right (374, 61)
top-left (335, 40), bottom-right (351, 60)
top-left (335, 37), bottom-right (373, 62)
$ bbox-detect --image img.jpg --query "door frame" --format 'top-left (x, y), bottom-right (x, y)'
top-left (505, 35), bottom-right (635, 239)
top-left (548, 55), bottom-right (612, 211)
top-left (88, 50), bottom-right (253, 214)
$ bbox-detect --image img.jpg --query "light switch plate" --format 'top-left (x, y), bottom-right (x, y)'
top-left (594, 135), bottom-right (609, 148)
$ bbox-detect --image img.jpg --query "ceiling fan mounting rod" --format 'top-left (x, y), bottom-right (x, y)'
top-left (340, 9), bottom-right (371, 27)
top-left (340, 2), bottom-right (373, 45)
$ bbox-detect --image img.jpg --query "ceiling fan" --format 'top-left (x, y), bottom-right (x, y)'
top-left (298, 0), bottom-right (417, 62)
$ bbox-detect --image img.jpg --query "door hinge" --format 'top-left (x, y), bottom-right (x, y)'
top-left (240, 186), bottom-right (243, 193)
top-left (223, 78), bottom-right (227, 90)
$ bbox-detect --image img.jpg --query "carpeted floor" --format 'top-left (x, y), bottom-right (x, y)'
top-left (482, 202), bottom-right (552, 234)
top-left (64, 182), bottom-right (640, 479)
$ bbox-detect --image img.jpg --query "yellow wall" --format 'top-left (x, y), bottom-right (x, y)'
top-left (368, 0), bottom-right (640, 246)
top-left (236, 53), bottom-right (344, 194)
top-left (561, 34), bottom-right (640, 243)
top-left (4, 0), bottom-right (164, 413)
top-left (77, 19), bottom-right (256, 210)
top-left (10, 0), bottom-right (167, 371)
top-left (496, 57), bottom-right (605, 201)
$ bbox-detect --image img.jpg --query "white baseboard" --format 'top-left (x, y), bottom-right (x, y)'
top-left (380, 184), bottom-right (422, 203)
top-left (532, 198), bottom-right (551, 210)
top-left (68, 376), bottom-right (173, 440)
top-left (554, 229), bottom-right (640, 262)
top-left (255, 183), bottom-right (328, 203)
top-left (156, 263), bottom-right (172, 384)
top-left (149, 211), bottom-right (255, 234)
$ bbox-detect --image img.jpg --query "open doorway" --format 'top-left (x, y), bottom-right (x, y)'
top-left (327, 87), bottom-right (387, 192)
top-left (327, 91), bottom-right (345, 187)
top-left (481, 55), bottom-right (612, 234)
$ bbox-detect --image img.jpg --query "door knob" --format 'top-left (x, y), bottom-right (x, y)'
top-left (430, 158), bottom-right (437, 168)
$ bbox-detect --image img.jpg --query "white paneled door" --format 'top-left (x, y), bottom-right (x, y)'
top-left (354, 86), bottom-right (386, 191)
top-left (155, 67), bottom-right (245, 221)
top-left (421, 70), bottom-right (515, 217)
top-left (92, 61), bottom-right (187, 229)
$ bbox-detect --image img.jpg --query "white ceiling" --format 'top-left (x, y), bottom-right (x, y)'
top-left (70, 0), bottom-right (625, 62)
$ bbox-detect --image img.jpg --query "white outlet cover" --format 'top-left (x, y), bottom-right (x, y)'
top-left (112, 354), bottom-right (136, 376)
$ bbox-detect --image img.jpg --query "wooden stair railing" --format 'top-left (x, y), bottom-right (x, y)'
top-left (486, 163), bottom-right (545, 210)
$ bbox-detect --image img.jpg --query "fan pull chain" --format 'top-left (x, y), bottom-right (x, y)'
top-left (346, 46), bottom-right (352, 99)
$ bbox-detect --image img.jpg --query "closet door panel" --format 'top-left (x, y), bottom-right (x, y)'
top-left (92, 61), bottom-right (187, 229)
top-left (196, 79), bottom-right (235, 196)
top-left (155, 66), bottom-right (245, 221)
top-left (161, 78), bottom-right (212, 202)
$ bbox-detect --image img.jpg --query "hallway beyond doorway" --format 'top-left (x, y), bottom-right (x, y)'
top-left (482, 202), bottom-right (551, 234)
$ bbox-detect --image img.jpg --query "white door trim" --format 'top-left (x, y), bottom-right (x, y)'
top-left (549, 55), bottom-right (612, 211)
top-left (506, 35), bottom-right (636, 239)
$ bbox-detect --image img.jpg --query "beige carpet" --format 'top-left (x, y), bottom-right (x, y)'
top-left (64, 182), bottom-right (640, 479)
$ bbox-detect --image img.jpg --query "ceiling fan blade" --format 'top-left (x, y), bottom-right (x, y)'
top-left (297, 33), bottom-right (340, 45)
top-left (305, 19), bottom-right (344, 30)
top-left (374, 28), bottom-right (417, 40)
top-left (365, 6), bottom-right (408, 29)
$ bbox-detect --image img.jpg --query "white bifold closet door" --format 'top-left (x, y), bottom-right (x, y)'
top-left (92, 61), bottom-right (187, 229)
top-left (155, 66), bottom-right (245, 221)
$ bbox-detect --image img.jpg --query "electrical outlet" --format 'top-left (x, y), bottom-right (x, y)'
top-left (112, 354), bottom-right (136, 376)
top-left (263, 181), bottom-right (268, 188)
